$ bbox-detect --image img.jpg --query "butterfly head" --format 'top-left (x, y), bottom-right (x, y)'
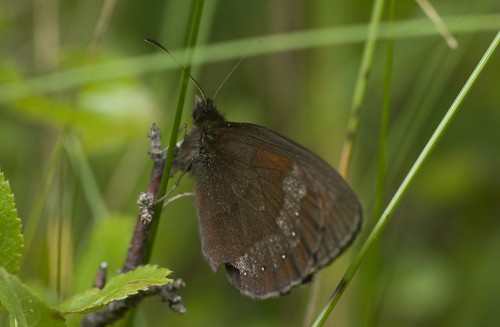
top-left (193, 95), bottom-right (226, 126)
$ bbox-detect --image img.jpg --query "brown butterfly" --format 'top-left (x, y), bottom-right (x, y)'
top-left (171, 95), bottom-right (363, 299)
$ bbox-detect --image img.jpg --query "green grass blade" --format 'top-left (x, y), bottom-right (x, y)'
top-left (144, 0), bottom-right (205, 263)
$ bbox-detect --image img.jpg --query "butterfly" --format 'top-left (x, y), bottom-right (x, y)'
top-left (170, 95), bottom-right (363, 299)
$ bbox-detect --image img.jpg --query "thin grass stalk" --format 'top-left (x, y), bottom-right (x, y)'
top-left (312, 30), bottom-right (500, 327)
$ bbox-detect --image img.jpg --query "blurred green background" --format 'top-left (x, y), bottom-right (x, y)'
top-left (1, 0), bottom-right (499, 326)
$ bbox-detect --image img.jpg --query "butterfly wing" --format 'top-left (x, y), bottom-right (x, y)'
top-left (190, 122), bottom-right (362, 299)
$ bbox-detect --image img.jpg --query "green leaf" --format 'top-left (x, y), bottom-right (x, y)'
top-left (0, 171), bottom-right (24, 274)
top-left (58, 265), bottom-right (171, 314)
top-left (0, 267), bottom-right (65, 327)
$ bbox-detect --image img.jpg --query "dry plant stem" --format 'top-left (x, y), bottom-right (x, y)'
top-left (122, 123), bottom-right (165, 272)
top-left (93, 262), bottom-right (107, 290)
top-left (81, 124), bottom-right (186, 327)
top-left (416, 0), bottom-right (458, 48)
top-left (89, 0), bottom-right (117, 56)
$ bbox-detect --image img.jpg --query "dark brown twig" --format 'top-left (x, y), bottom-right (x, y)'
top-left (122, 123), bottom-right (166, 272)
top-left (93, 262), bottom-right (107, 290)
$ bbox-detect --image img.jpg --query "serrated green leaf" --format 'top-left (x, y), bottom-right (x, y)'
top-left (0, 171), bottom-right (24, 274)
top-left (58, 264), bottom-right (171, 314)
top-left (0, 267), bottom-right (66, 327)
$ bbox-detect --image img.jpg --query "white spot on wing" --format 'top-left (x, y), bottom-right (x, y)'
top-left (276, 163), bottom-right (307, 245)
top-left (234, 234), bottom-right (286, 277)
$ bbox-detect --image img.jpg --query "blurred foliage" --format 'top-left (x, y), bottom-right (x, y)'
top-left (0, 0), bottom-right (499, 326)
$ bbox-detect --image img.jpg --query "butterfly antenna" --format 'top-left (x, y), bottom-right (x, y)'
top-left (145, 38), bottom-right (207, 102)
top-left (212, 39), bottom-right (262, 101)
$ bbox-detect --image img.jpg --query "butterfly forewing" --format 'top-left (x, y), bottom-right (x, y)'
top-left (189, 121), bottom-right (362, 299)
